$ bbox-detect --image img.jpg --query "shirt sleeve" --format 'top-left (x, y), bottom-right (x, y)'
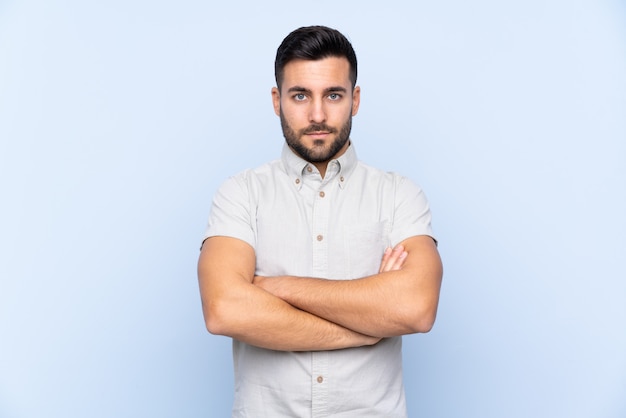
top-left (389, 174), bottom-right (436, 246)
top-left (203, 172), bottom-right (256, 249)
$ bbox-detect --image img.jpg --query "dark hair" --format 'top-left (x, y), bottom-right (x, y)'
top-left (274, 25), bottom-right (358, 90)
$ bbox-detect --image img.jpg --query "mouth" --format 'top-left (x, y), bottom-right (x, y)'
top-left (304, 131), bottom-right (331, 139)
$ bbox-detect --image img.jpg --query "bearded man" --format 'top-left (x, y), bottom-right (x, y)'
top-left (198, 25), bottom-right (443, 418)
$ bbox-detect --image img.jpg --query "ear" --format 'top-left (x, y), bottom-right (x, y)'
top-left (271, 87), bottom-right (281, 116)
top-left (351, 85), bottom-right (361, 116)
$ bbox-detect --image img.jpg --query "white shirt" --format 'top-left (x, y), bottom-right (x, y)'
top-left (205, 143), bottom-right (435, 417)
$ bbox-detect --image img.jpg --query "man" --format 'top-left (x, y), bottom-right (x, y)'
top-left (198, 25), bottom-right (442, 417)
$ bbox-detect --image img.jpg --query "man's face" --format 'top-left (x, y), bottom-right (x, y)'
top-left (272, 56), bottom-right (360, 164)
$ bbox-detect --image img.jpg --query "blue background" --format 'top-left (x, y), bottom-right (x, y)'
top-left (1, 1), bottom-right (625, 417)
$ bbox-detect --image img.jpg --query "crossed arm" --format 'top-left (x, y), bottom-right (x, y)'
top-left (197, 235), bottom-right (442, 351)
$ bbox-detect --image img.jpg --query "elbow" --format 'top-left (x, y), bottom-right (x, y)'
top-left (403, 273), bottom-right (442, 334)
top-left (411, 311), bottom-right (437, 334)
top-left (205, 315), bottom-right (223, 336)
top-left (405, 314), bottom-right (436, 335)
top-left (203, 301), bottom-right (231, 336)
top-left (404, 301), bottom-right (439, 334)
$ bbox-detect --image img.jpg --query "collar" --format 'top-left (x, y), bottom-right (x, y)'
top-left (281, 142), bottom-right (358, 190)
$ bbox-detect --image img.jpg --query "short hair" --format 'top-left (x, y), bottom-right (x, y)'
top-left (274, 25), bottom-right (358, 90)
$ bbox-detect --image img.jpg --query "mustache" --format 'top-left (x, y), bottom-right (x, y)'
top-left (301, 124), bottom-right (337, 134)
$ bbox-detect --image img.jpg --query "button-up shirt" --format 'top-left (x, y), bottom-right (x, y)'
top-left (205, 143), bottom-right (435, 417)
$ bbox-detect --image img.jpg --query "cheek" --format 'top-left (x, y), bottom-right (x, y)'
top-left (332, 105), bottom-right (354, 123)
top-left (282, 107), bottom-right (307, 127)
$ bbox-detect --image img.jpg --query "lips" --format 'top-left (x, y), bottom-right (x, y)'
top-left (302, 124), bottom-right (335, 136)
top-left (305, 132), bottom-right (331, 141)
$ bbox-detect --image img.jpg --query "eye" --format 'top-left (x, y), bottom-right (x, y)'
top-left (328, 93), bottom-right (341, 101)
top-left (294, 93), bottom-right (307, 101)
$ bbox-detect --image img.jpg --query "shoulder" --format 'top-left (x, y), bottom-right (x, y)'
top-left (354, 160), bottom-right (422, 190)
top-left (219, 158), bottom-right (284, 189)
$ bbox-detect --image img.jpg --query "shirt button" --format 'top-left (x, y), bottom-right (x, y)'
top-left (307, 166), bottom-right (313, 173)
top-left (295, 178), bottom-right (300, 184)
top-left (340, 176), bottom-right (345, 182)
top-left (319, 191), bottom-right (325, 198)
top-left (316, 235), bottom-right (323, 241)
top-left (317, 376), bottom-right (324, 383)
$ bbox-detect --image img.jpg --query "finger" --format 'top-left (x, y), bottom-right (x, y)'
top-left (379, 247), bottom-right (392, 273)
top-left (386, 245), bottom-right (405, 271)
top-left (380, 245), bottom-right (405, 272)
top-left (390, 251), bottom-right (408, 270)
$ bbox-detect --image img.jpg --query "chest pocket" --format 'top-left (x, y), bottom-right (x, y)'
top-left (341, 221), bottom-right (391, 279)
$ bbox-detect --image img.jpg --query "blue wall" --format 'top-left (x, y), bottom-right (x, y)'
top-left (1, 1), bottom-right (625, 417)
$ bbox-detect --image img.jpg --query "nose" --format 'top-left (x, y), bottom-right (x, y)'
top-left (308, 99), bottom-right (326, 124)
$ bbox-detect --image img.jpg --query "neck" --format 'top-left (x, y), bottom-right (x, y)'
top-left (314, 162), bottom-right (329, 178)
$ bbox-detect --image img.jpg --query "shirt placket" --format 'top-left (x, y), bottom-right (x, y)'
top-left (311, 349), bottom-right (329, 417)
top-left (309, 164), bottom-right (331, 417)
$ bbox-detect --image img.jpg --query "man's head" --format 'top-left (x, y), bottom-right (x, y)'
top-left (272, 26), bottom-right (360, 172)
top-left (275, 25), bottom-right (358, 91)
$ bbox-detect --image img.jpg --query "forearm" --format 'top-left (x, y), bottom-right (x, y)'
top-left (255, 236), bottom-right (442, 338)
top-left (199, 236), bottom-right (379, 351)
top-left (255, 272), bottom-right (419, 338)
top-left (206, 283), bottom-right (379, 351)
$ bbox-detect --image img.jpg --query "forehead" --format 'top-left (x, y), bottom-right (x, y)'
top-left (281, 56), bottom-right (352, 91)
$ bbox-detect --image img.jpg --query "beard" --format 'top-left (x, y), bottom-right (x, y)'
top-left (280, 109), bottom-right (352, 163)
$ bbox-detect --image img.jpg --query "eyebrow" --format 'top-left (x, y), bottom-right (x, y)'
top-left (287, 86), bottom-right (348, 94)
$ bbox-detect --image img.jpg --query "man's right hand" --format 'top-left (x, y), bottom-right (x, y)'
top-left (379, 245), bottom-right (408, 273)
